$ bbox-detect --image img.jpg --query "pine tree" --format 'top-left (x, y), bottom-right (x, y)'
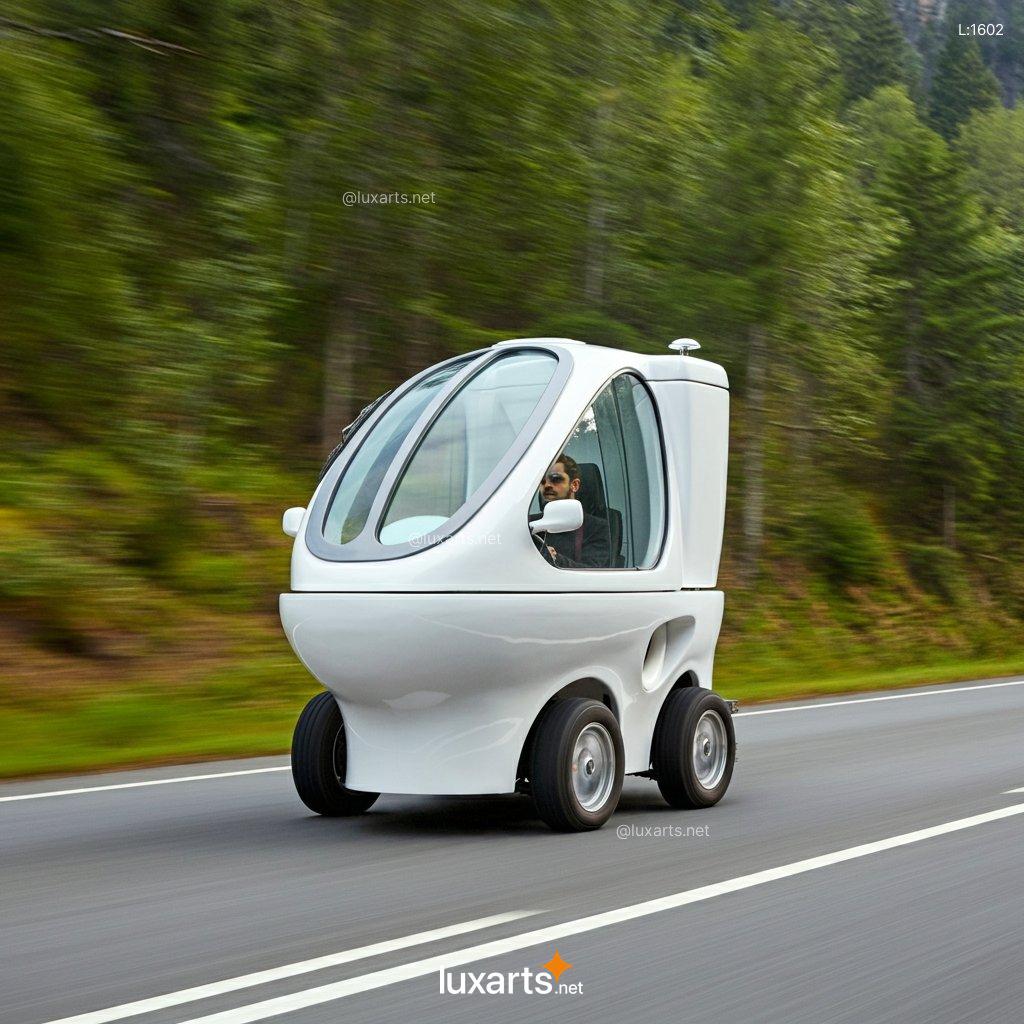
top-left (843, 0), bottom-right (911, 102)
top-left (928, 33), bottom-right (1001, 140)
top-left (783, 0), bottom-right (912, 105)
top-left (853, 87), bottom-right (1014, 545)
top-left (959, 105), bottom-right (1024, 229)
top-left (679, 12), bottom-right (885, 582)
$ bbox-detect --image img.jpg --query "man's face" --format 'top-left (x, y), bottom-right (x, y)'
top-left (541, 461), bottom-right (579, 503)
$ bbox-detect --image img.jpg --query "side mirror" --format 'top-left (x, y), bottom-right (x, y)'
top-left (282, 506), bottom-right (306, 538)
top-left (530, 498), bottom-right (584, 536)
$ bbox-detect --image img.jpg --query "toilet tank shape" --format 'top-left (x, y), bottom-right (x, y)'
top-left (650, 377), bottom-right (729, 589)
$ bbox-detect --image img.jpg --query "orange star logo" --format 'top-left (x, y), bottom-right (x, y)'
top-left (542, 949), bottom-right (573, 983)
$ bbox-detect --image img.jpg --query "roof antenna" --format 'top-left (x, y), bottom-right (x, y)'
top-left (669, 338), bottom-right (701, 356)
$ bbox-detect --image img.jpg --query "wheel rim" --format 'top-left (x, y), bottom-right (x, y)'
top-left (571, 723), bottom-right (616, 812)
top-left (692, 710), bottom-right (728, 790)
top-left (331, 728), bottom-right (346, 786)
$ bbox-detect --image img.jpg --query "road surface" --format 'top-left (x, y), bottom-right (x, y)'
top-left (3, 677), bottom-right (1024, 1024)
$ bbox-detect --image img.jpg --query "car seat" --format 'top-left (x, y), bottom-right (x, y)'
top-left (577, 462), bottom-right (624, 568)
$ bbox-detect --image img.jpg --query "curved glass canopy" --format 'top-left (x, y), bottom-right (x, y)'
top-left (310, 346), bottom-right (567, 560)
top-left (322, 359), bottom-right (468, 546)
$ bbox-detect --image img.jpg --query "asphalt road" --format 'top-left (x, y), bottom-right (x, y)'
top-left (4, 677), bottom-right (1024, 1024)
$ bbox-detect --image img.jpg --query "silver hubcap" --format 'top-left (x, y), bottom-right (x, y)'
top-left (571, 723), bottom-right (616, 812)
top-left (692, 710), bottom-right (727, 790)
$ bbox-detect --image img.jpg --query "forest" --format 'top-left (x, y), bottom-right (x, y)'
top-left (2, 0), bottom-right (1024, 775)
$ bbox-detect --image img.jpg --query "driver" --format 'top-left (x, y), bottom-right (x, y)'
top-left (537, 454), bottom-right (611, 569)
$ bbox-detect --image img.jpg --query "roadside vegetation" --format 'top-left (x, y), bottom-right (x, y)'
top-left (2, 1), bottom-right (1024, 776)
top-left (3, 466), bottom-right (1021, 777)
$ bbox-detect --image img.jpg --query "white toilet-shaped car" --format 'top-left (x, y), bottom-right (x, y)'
top-left (280, 337), bottom-right (735, 831)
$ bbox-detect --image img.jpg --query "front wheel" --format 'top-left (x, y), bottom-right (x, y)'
top-left (652, 688), bottom-right (735, 809)
top-left (291, 692), bottom-right (379, 816)
top-left (529, 698), bottom-right (624, 832)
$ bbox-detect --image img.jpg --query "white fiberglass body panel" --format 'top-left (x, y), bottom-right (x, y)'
top-left (280, 337), bottom-right (730, 796)
top-left (279, 589), bottom-right (724, 794)
top-left (653, 378), bottom-right (729, 588)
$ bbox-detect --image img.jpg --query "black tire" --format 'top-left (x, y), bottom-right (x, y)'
top-left (529, 698), bottom-right (624, 832)
top-left (652, 687), bottom-right (735, 809)
top-left (291, 692), bottom-right (379, 816)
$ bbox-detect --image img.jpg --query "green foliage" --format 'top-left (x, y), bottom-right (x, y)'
top-left (798, 494), bottom-right (886, 587)
top-left (787, 0), bottom-right (912, 105)
top-left (851, 87), bottom-right (1018, 543)
top-left (842, 0), bottom-right (914, 102)
top-left (903, 542), bottom-right (968, 604)
top-left (929, 33), bottom-right (1001, 140)
top-left (959, 105), bottom-right (1024, 228)
top-left (0, 44), bottom-right (141, 434)
top-left (1, 0), bottom-right (1023, 776)
top-left (170, 553), bottom-right (262, 612)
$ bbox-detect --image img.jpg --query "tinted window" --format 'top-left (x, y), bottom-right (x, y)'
top-left (535, 373), bottom-right (665, 569)
top-left (612, 375), bottom-right (666, 568)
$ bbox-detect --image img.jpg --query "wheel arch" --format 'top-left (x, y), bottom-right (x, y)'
top-left (516, 677), bottom-right (620, 782)
top-left (665, 668), bottom-right (700, 694)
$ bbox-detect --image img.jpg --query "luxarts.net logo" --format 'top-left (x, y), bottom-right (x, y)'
top-left (439, 949), bottom-right (581, 996)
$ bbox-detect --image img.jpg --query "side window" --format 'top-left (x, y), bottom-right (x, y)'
top-left (532, 374), bottom-right (665, 570)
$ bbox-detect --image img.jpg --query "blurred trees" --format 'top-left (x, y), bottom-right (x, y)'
top-left (1, 0), bottom-right (1023, 654)
top-left (959, 105), bottom-right (1024, 226)
top-left (929, 31), bottom-right (1002, 139)
top-left (673, 14), bottom-right (886, 581)
top-left (788, 0), bottom-right (912, 104)
top-left (853, 87), bottom-right (1014, 550)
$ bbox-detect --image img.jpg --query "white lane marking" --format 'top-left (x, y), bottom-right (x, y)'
top-left (174, 801), bottom-right (1024, 1024)
top-left (735, 678), bottom-right (1024, 717)
top-left (40, 912), bottom-right (537, 1024)
top-left (1005, 787), bottom-right (1024, 794)
top-left (0, 767), bottom-right (290, 803)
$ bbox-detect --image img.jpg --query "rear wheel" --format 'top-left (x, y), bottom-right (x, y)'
top-left (291, 692), bottom-right (379, 816)
top-left (652, 688), bottom-right (735, 809)
top-left (529, 698), bottom-right (624, 832)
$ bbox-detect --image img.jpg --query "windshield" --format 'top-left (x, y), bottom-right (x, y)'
top-left (322, 358), bottom-right (471, 545)
top-left (379, 351), bottom-right (558, 545)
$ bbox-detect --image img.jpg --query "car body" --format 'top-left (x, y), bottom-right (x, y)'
top-left (280, 337), bottom-right (732, 826)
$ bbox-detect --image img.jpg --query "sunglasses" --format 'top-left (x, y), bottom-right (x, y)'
top-left (543, 472), bottom-right (569, 485)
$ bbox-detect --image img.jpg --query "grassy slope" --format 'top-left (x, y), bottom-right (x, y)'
top-left (3, 471), bottom-right (1022, 779)
top-left (5, 644), bottom-right (1023, 780)
top-left (3, 593), bottom-right (1022, 779)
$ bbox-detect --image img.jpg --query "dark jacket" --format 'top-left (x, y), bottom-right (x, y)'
top-left (545, 512), bottom-right (611, 569)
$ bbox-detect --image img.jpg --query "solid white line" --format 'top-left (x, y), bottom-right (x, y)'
top-left (40, 912), bottom-right (537, 1024)
top-left (0, 767), bottom-right (290, 803)
top-left (1005, 787), bottom-right (1024, 794)
top-left (734, 678), bottom-right (1024, 717)
top-left (175, 801), bottom-right (1024, 1024)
